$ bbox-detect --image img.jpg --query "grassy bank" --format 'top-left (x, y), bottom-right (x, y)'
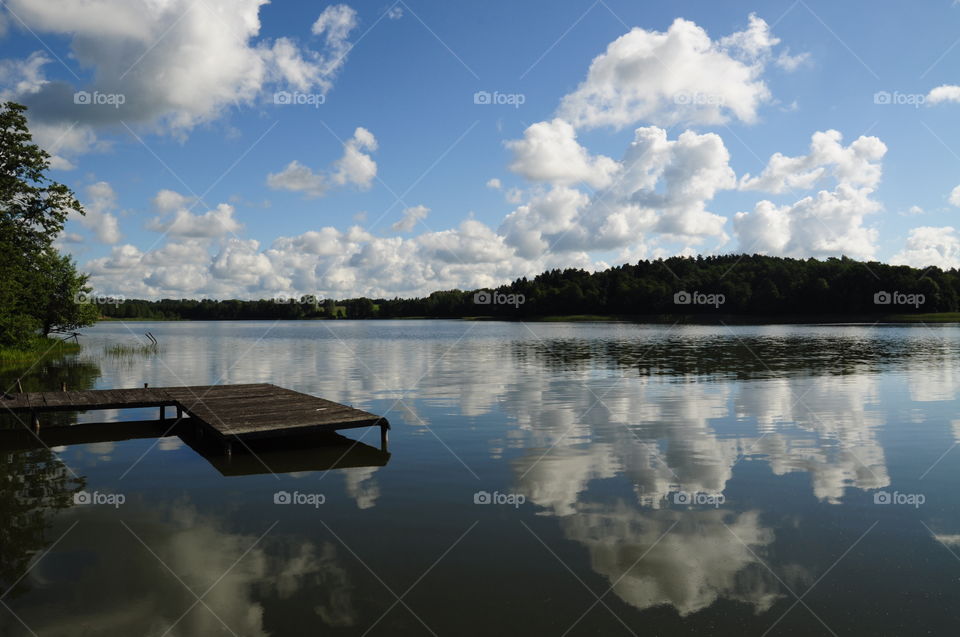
top-left (0, 337), bottom-right (81, 365)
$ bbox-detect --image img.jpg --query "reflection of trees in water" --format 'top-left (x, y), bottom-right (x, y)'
top-left (0, 356), bottom-right (102, 428)
top-left (0, 355), bottom-right (101, 393)
top-left (0, 355), bottom-right (95, 599)
top-left (0, 448), bottom-right (84, 599)
top-left (513, 333), bottom-right (960, 379)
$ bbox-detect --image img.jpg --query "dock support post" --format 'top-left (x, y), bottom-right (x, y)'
top-left (159, 405), bottom-right (165, 421)
top-left (176, 406), bottom-right (183, 420)
top-left (225, 439), bottom-right (233, 457)
top-left (31, 411), bottom-right (39, 431)
top-left (380, 423), bottom-right (389, 452)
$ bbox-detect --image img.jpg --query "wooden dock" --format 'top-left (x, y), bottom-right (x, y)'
top-left (1, 383), bottom-right (390, 453)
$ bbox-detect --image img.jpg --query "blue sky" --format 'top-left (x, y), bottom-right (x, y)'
top-left (3, 0), bottom-right (960, 299)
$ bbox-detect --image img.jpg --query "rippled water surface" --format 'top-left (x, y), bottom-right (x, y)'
top-left (3, 320), bottom-right (960, 636)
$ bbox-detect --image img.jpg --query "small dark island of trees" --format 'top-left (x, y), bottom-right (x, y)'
top-left (100, 254), bottom-right (955, 322)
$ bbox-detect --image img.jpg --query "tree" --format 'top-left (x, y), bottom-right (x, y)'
top-left (323, 298), bottom-right (336, 318)
top-left (32, 249), bottom-right (100, 335)
top-left (0, 102), bottom-right (94, 346)
top-left (0, 102), bottom-right (81, 252)
top-left (345, 297), bottom-right (375, 318)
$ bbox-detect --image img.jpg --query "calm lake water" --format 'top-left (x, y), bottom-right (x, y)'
top-left (3, 320), bottom-right (960, 635)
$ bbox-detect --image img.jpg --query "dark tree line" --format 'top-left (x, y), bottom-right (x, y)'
top-left (100, 254), bottom-right (954, 321)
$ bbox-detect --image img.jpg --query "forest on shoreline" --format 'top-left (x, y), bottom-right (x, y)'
top-left (98, 254), bottom-right (953, 321)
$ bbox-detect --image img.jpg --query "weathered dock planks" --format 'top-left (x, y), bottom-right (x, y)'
top-left (1, 383), bottom-right (390, 452)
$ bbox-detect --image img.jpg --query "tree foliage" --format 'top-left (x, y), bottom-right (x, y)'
top-left (0, 102), bottom-right (95, 346)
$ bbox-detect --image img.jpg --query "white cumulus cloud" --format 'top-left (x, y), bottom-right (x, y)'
top-left (391, 205), bottom-right (430, 233)
top-left (557, 14), bottom-right (797, 129)
top-left (892, 226), bottom-right (960, 269)
top-left (507, 118), bottom-right (619, 188)
top-left (267, 127), bottom-right (378, 198)
top-left (147, 198), bottom-right (243, 238)
top-left (501, 126), bottom-right (736, 258)
top-left (331, 127), bottom-right (378, 189)
top-left (267, 161), bottom-right (327, 198)
top-left (734, 129), bottom-right (887, 259)
top-left (1, 1), bottom-right (359, 162)
top-left (950, 185), bottom-right (960, 207)
top-left (927, 85), bottom-right (960, 104)
top-left (74, 181), bottom-right (122, 244)
top-left (739, 130), bottom-right (886, 193)
top-left (734, 184), bottom-right (880, 259)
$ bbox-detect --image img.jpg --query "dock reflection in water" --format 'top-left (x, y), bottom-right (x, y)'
top-left (0, 419), bottom-right (391, 477)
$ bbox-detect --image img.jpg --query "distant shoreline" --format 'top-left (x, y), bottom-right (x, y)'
top-left (96, 313), bottom-right (960, 325)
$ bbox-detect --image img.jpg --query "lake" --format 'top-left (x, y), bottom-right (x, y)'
top-left (2, 320), bottom-right (960, 635)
